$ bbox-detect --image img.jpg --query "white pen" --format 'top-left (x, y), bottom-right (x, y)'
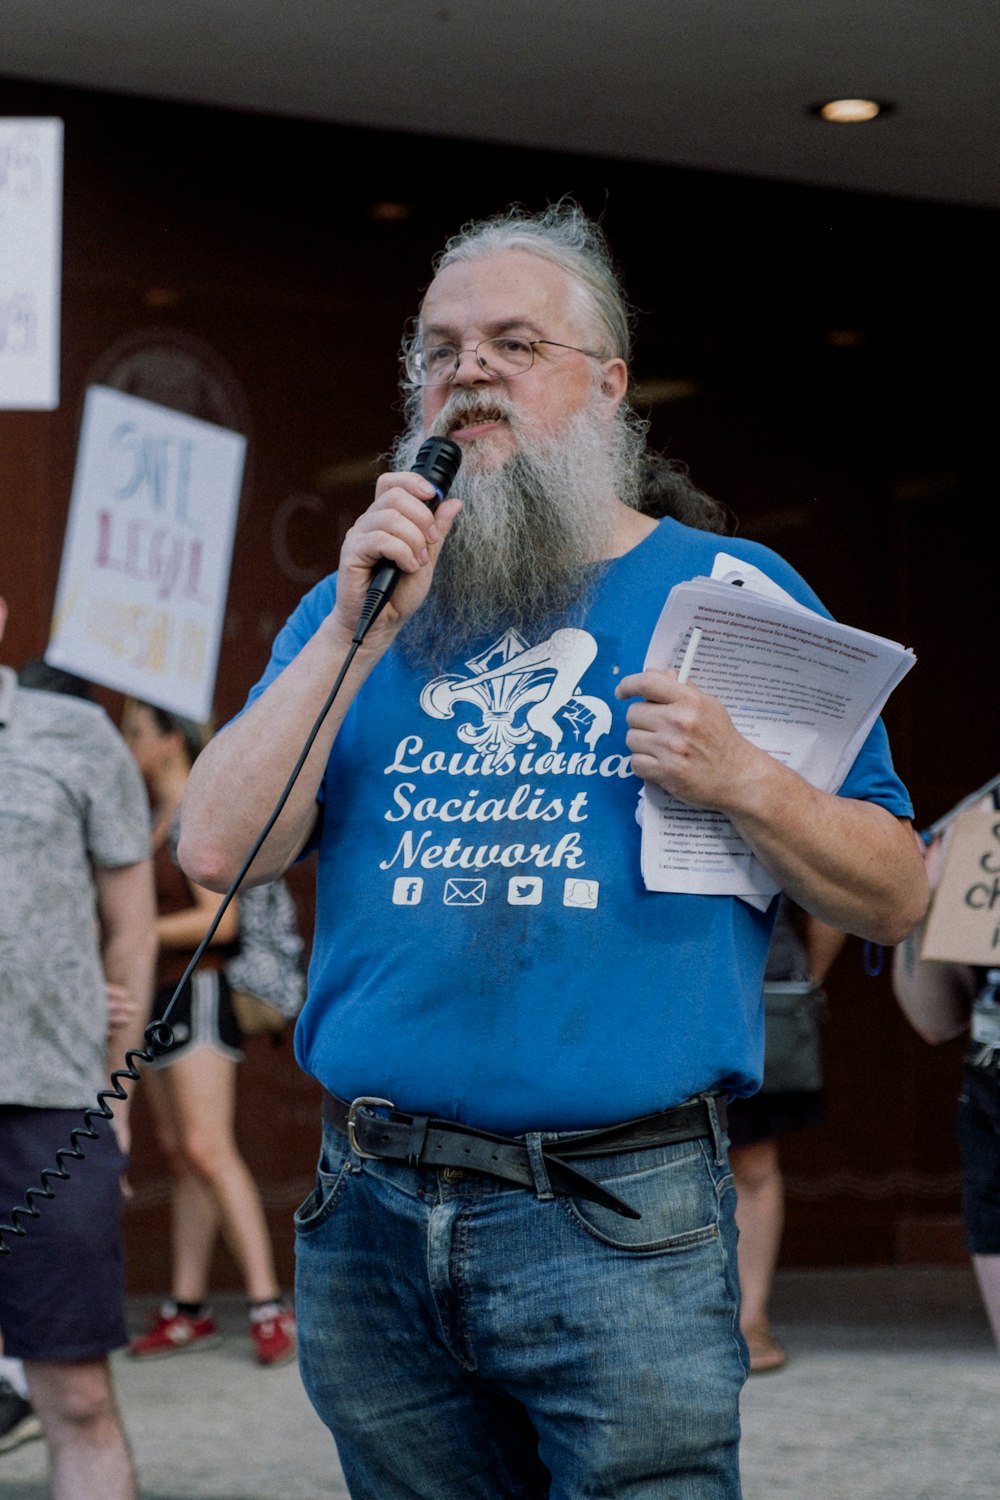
top-left (677, 626), bottom-right (702, 685)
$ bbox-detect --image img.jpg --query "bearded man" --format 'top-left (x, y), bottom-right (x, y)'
top-left (179, 204), bottom-right (927, 1499)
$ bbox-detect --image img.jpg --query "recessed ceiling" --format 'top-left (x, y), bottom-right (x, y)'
top-left (2, 0), bottom-right (998, 209)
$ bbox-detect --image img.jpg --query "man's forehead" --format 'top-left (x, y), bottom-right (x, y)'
top-left (419, 250), bottom-right (581, 336)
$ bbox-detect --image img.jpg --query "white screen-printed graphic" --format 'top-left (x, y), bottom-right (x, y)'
top-left (564, 879), bottom-right (599, 909)
top-left (508, 876), bottom-right (543, 905)
top-left (392, 877), bottom-right (424, 906)
top-left (443, 878), bottom-right (487, 906)
top-left (421, 626), bottom-right (612, 760)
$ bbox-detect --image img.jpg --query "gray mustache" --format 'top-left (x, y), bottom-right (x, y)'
top-left (431, 395), bottom-right (516, 434)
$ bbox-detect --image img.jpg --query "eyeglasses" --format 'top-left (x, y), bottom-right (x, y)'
top-left (403, 335), bottom-right (605, 387)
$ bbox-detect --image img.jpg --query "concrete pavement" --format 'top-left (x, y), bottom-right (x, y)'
top-left (1, 1267), bottom-right (996, 1498)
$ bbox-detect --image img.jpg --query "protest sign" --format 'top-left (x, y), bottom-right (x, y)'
top-left (0, 117), bottom-right (62, 410)
top-left (921, 806), bottom-right (1000, 965)
top-left (47, 385), bottom-right (246, 722)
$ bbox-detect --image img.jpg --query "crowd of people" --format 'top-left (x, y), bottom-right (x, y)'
top-left (0, 201), bottom-right (993, 1500)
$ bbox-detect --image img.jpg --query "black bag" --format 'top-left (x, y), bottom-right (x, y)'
top-left (760, 980), bottom-right (826, 1093)
top-left (225, 878), bottom-right (307, 1037)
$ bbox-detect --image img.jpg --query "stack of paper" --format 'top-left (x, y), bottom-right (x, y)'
top-left (639, 554), bottom-right (916, 903)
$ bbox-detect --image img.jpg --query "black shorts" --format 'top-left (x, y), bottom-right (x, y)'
top-left (148, 968), bottom-right (243, 1067)
top-left (0, 1106), bottom-right (128, 1361)
top-left (726, 1088), bottom-right (826, 1149)
top-left (956, 1059), bottom-right (1000, 1255)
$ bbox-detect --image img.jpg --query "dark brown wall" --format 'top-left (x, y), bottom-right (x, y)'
top-left (2, 74), bottom-right (997, 1285)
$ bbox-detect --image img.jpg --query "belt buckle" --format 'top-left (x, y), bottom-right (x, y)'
top-left (346, 1096), bottom-right (396, 1158)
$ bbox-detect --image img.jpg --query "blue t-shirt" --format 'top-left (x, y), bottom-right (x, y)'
top-left (242, 518), bottom-right (912, 1132)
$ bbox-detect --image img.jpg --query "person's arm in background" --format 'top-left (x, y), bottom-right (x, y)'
top-left (96, 858), bottom-right (157, 1153)
top-left (803, 913), bottom-right (849, 986)
top-left (104, 981), bottom-right (135, 1038)
top-left (891, 829), bottom-right (976, 1044)
top-left (154, 877), bottom-right (240, 952)
top-left (892, 930), bottom-right (976, 1044)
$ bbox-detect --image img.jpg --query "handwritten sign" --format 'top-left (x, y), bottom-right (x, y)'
top-left (921, 806), bottom-right (1000, 965)
top-left (0, 118), bottom-right (62, 410)
top-left (47, 385), bottom-right (246, 722)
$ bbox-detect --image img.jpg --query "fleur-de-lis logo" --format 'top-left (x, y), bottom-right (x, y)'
top-left (420, 627), bottom-right (612, 758)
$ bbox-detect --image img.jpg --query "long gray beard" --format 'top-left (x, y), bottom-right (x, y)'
top-left (389, 395), bottom-right (644, 671)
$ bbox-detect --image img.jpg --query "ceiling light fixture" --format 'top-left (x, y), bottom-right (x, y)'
top-left (809, 98), bottom-right (895, 123)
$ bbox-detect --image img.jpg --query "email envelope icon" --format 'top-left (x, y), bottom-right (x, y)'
top-left (443, 877), bottom-right (487, 906)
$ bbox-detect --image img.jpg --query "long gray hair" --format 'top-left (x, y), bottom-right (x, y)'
top-left (428, 200), bottom-right (633, 361)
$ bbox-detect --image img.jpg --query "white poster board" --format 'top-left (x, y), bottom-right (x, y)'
top-left (0, 118), bottom-right (63, 410)
top-left (47, 385), bottom-right (247, 722)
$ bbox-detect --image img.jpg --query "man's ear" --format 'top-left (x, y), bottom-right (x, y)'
top-left (597, 357), bottom-right (629, 412)
top-left (0, 597), bottom-right (7, 643)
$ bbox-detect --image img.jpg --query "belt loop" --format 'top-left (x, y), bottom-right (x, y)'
top-left (524, 1132), bottom-right (556, 1203)
top-left (704, 1094), bottom-right (726, 1166)
top-left (404, 1115), bottom-right (430, 1167)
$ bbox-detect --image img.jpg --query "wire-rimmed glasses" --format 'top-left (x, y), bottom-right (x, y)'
top-left (403, 335), bottom-right (604, 386)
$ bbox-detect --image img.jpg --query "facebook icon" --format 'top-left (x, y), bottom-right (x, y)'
top-left (393, 877), bottom-right (424, 906)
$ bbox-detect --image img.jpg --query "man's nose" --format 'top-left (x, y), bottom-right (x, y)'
top-left (451, 345), bottom-right (495, 385)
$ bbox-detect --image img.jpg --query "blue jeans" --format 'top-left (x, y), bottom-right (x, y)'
top-left (295, 1112), bottom-right (746, 1499)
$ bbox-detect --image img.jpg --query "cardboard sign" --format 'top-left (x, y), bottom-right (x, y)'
top-left (921, 806), bottom-right (1000, 965)
top-left (0, 118), bottom-right (63, 410)
top-left (46, 385), bottom-right (246, 722)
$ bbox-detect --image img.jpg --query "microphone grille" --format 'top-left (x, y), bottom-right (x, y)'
top-left (413, 436), bottom-right (462, 496)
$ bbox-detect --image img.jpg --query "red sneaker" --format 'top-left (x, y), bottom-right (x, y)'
top-left (129, 1304), bottom-right (221, 1358)
top-left (249, 1303), bottom-right (297, 1366)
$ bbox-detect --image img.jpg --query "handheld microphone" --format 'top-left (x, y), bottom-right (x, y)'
top-left (352, 436), bottom-right (462, 644)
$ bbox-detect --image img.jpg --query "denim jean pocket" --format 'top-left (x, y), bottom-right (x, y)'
top-left (294, 1128), bottom-right (356, 1237)
top-left (559, 1138), bottom-right (728, 1253)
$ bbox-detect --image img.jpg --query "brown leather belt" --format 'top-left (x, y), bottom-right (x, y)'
top-left (322, 1091), bottom-right (727, 1221)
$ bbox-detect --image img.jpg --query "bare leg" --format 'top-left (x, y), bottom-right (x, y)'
top-left (731, 1137), bottom-right (784, 1327)
top-left (162, 1048), bottom-right (281, 1302)
top-left (731, 1137), bottom-right (787, 1371)
top-left (142, 1066), bottom-right (221, 1302)
top-left (25, 1358), bottom-right (135, 1500)
top-left (170, 1173), bottom-right (224, 1302)
top-left (972, 1253), bottom-right (1000, 1353)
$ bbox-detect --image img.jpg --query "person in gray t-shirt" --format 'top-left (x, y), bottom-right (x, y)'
top-left (0, 596), bottom-right (156, 1500)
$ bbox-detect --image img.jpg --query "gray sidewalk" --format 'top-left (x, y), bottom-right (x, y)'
top-left (1, 1267), bottom-right (996, 1498)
